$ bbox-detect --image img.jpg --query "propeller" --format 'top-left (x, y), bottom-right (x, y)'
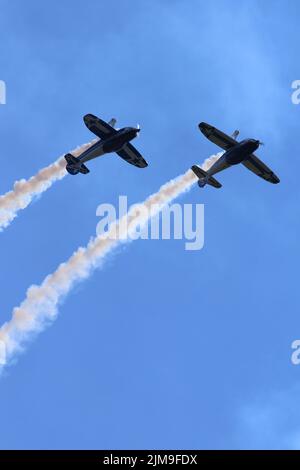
top-left (136, 123), bottom-right (140, 136)
top-left (258, 140), bottom-right (264, 146)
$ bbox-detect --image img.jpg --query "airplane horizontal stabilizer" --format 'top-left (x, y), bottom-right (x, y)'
top-left (64, 153), bottom-right (90, 175)
top-left (79, 163), bottom-right (90, 174)
top-left (64, 153), bottom-right (79, 165)
top-left (191, 165), bottom-right (222, 189)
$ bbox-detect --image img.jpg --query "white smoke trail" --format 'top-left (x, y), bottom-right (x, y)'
top-left (0, 152), bottom-right (222, 369)
top-left (0, 139), bottom-right (98, 230)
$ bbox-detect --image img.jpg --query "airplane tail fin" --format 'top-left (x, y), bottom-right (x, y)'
top-left (64, 153), bottom-right (90, 175)
top-left (191, 165), bottom-right (222, 189)
top-left (108, 118), bottom-right (117, 128)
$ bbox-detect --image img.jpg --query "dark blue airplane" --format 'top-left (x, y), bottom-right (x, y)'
top-left (191, 122), bottom-right (280, 188)
top-left (64, 114), bottom-right (148, 175)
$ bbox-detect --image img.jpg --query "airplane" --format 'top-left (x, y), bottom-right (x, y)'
top-left (191, 122), bottom-right (280, 188)
top-left (64, 114), bottom-right (148, 175)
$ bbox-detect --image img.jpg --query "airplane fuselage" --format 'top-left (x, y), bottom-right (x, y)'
top-left (193, 121), bottom-right (279, 187)
top-left (207, 139), bottom-right (260, 177)
top-left (78, 127), bottom-right (139, 164)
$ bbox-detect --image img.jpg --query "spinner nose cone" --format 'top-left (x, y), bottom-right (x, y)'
top-left (251, 139), bottom-right (261, 151)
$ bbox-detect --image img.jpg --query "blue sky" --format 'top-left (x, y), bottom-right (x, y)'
top-left (0, 0), bottom-right (299, 450)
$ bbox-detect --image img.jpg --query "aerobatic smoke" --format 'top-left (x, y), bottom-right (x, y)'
top-left (0, 152), bottom-right (221, 370)
top-left (0, 139), bottom-right (97, 230)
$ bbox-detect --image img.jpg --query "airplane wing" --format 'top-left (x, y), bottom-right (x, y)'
top-left (242, 154), bottom-right (280, 184)
top-left (199, 122), bottom-right (237, 150)
top-left (116, 143), bottom-right (148, 168)
top-left (83, 114), bottom-right (117, 139)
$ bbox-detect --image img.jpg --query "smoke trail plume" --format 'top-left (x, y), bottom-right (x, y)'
top-left (0, 152), bottom-right (221, 369)
top-left (0, 139), bottom-right (97, 230)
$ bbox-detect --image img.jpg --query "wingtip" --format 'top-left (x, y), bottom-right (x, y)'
top-left (271, 173), bottom-right (280, 184)
top-left (136, 158), bottom-right (148, 168)
top-left (198, 121), bottom-right (210, 129)
top-left (83, 113), bottom-right (96, 122)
